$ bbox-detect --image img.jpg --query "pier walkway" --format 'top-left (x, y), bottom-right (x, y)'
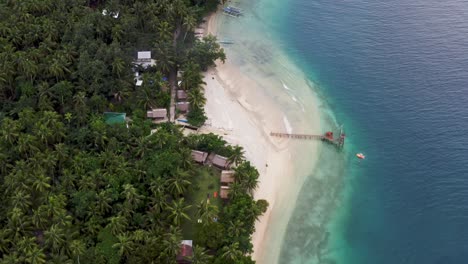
top-left (270, 131), bottom-right (345, 147)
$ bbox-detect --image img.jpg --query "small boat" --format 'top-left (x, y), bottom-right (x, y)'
top-left (356, 153), bottom-right (365, 159)
top-left (219, 39), bottom-right (234, 44)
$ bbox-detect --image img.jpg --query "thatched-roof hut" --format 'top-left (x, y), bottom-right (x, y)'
top-left (147, 108), bottom-right (167, 123)
top-left (191, 150), bottom-right (208, 163)
top-left (212, 154), bottom-right (230, 169)
top-left (176, 102), bottom-right (190, 112)
top-left (177, 90), bottom-right (188, 100)
top-left (220, 170), bottom-right (235, 184)
top-left (220, 186), bottom-right (230, 199)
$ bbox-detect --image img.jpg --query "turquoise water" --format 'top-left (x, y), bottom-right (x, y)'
top-left (217, 0), bottom-right (349, 263)
top-left (278, 0), bottom-right (468, 263)
top-left (219, 0), bottom-right (468, 263)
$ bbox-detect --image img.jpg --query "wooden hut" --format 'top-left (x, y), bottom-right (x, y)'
top-left (176, 102), bottom-right (190, 112)
top-left (212, 154), bottom-right (230, 169)
top-left (176, 240), bottom-right (193, 264)
top-left (177, 90), bottom-right (188, 100)
top-left (220, 186), bottom-right (230, 199)
top-left (220, 170), bottom-right (235, 185)
top-left (147, 108), bottom-right (168, 123)
top-left (191, 150), bottom-right (208, 164)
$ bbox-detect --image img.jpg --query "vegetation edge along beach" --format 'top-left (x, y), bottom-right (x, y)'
top-left (0, 1), bottom-right (270, 263)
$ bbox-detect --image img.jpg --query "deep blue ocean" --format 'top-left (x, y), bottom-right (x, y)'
top-left (280, 0), bottom-right (468, 263)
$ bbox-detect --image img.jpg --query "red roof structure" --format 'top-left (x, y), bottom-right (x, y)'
top-left (176, 240), bottom-right (193, 264)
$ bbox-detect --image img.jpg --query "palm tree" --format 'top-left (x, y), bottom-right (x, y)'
top-left (183, 14), bottom-right (197, 41)
top-left (121, 184), bottom-right (142, 209)
top-left (134, 136), bottom-right (149, 158)
top-left (113, 233), bottom-right (135, 258)
top-left (69, 239), bottom-right (86, 264)
top-left (51, 81), bottom-right (73, 110)
top-left (0, 229), bottom-right (11, 254)
top-left (48, 254), bottom-right (72, 264)
top-left (167, 198), bottom-right (191, 226)
top-left (72, 92), bottom-right (86, 110)
top-left (53, 143), bottom-right (68, 172)
top-left (95, 190), bottom-right (113, 215)
top-left (32, 174), bottom-right (51, 193)
top-left (167, 170), bottom-right (191, 196)
top-left (228, 145), bottom-right (245, 166)
top-left (48, 55), bottom-right (70, 81)
top-left (187, 88), bottom-right (206, 109)
top-left (32, 207), bottom-right (48, 230)
top-left (179, 148), bottom-right (193, 169)
top-left (221, 242), bottom-right (243, 262)
top-left (149, 179), bottom-right (168, 214)
top-left (196, 199), bottom-right (219, 226)
top-left (136, 86), bottom-right (156, 110)
top-left (44, 224), bottom-right (65, 252)
top-left (1, 118), bottom-right (20, 145)
top-left (107, 215), bottom-right (128, 236)
top-left (84, 216), bottom-right (102, 237)
top-left (234, 161), bottom-right (259, 194)
top-left (112, 57), bottom-right (125, 78)
top-left (0, 253), bottom-right (21, 264)
top-left (181, 62), bottom-right (205, 90)
top-left (157, 21), bottom-right (174, 43)
top-left (25, 247), bottom-right (46, 264)
top-left (8, 207), bottom-right (31, 237)
top-left (190, 245), bottom-right (213, 264)
top-left (112, 24), bottom-right (125, 42)
top-left (154, 44), bottom-right (174, 74)
top-left (11, 190), bottom-right (32, 211)
top-left (227, 220), bottom-right (246, 238)
top-left (162, 226), bottom-right (182, 261)
top-left (243, 173), bottom-right (259, 195)
top-left (228, 182), bottom-right (244, 200)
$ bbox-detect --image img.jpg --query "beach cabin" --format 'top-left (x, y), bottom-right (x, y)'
top-left (147, 108), bottom-right (168, 123)
top-left (191, 150), bottom-right (208, 164)
top-left (212, 154), bottom-right (230, 169)
top-left (220, 186), bottom-right (230, 199)
top-left (137, 51), bottom-right (151, 63)
top-left (220, 170), bottom-right (235, 185)
top-left (176, 240), bottom-right (193, 264)
top-left (135, 51), bottom-right (156, 68)
top-left (177, 90), bottom-right (188, 101)
top-left (176, 102), bottom-right (190, 113)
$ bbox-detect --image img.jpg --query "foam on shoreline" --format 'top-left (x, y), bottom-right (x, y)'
top-left (200, 3), bottom-right (325, 263)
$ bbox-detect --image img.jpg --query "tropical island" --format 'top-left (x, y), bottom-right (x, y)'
top-left (0, 1), bottom-right (268, 263)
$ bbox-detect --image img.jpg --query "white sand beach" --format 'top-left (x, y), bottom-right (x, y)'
top-left (200, 9), bottom-right (323, 263)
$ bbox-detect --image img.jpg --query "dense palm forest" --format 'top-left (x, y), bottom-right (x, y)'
top-left (0, 0), bottom-right (265, 263)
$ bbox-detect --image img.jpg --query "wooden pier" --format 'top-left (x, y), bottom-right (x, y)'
top-left (270, 131), bottom-right (345, 148)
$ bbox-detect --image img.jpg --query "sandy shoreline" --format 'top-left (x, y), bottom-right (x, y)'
top-left (200, 9), bottom-right (322, 263)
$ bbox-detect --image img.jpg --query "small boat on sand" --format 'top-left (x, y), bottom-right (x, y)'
top-left (356, 153), bottom-right (365, 159)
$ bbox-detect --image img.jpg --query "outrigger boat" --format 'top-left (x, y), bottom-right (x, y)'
top-left (223, 6), bottom-right (243, 17)
top-left (219, 39), bottom-right (234, 44)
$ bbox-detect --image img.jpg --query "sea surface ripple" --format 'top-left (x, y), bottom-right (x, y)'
top-left (279, 0), bottom-right (468, 263)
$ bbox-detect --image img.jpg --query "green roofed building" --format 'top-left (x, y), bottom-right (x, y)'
top-left (103, 112), bottom-right (126, 125)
